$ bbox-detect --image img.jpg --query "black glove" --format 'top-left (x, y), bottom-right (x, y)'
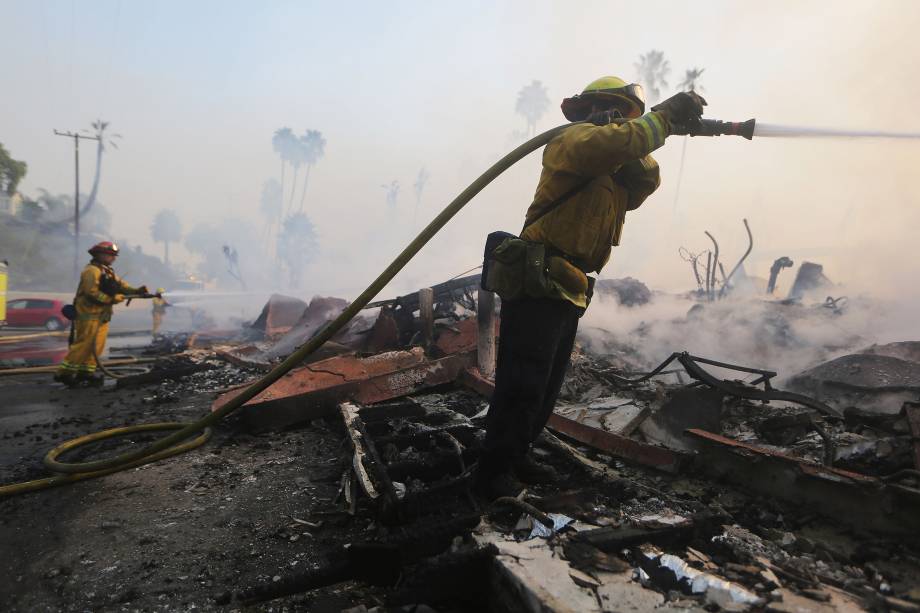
top-left (585, 108), bottom-right (624, 126)
top-left (137, 285), bottom-right (149, 296)
top-left (99, 274), bottom-right (121, 297)
top-left (651, 91), bottom-right (707, 134)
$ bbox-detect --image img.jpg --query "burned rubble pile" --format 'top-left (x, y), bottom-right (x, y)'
top-left (6, 271), bottom-right (917, 611)
top-left (227, 371), bottom-right (920, 612)
top-left (214, 274), bottom-right (482, 373)
top-left (197, 277), bottom-right (920, 611)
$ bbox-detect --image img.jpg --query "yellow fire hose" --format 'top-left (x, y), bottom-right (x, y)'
top-left (6, 424), bottom-right (212, 496)
top-left (0, 357), bottom-right (154, 377)
top-left (92, 342), bottom-right (131, 380)
top-left (0, 331), bottom-right (69, 344)
top-left (0, 122), bottom-right (577, 498)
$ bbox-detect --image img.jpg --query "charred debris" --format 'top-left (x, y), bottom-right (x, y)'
top-left (22, 260), bottom-right (920, 611)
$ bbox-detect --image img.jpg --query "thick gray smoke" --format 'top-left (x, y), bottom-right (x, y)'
top-left (579, 288), bottom-right (920, 384)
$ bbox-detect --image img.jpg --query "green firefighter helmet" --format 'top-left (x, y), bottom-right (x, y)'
top-left (561, 76), bottom-right (646, 121)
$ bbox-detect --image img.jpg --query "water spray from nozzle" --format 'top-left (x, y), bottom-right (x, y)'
top-left (752, 123), bottom-right (920, 139)
top-left (684, 118), bottom-right (920, 141)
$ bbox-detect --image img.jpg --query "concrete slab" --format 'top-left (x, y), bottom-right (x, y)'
top-left (601, 404), bottom-right (649, 436)
top-left (474, 529), bottom-right (603, 612)
top-left (475, 527), bottom-right (709, 613)
top-left (595, 571), bottom-right (666, 612)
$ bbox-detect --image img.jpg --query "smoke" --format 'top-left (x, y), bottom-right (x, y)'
top-left (6, 1), bottom-right (920, 337)
top-left (579, 287), bottom-right (920, 384)
top-left (163, 291), bottom-right (272, 332)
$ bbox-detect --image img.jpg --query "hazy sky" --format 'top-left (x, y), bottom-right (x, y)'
top-left (3, 0), bottom-right (919, 299)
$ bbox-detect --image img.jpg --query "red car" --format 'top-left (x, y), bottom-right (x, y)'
top-left (5, 298), bottom-right (68, 330)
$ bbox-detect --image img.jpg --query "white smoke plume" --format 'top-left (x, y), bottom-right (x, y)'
top-left (579, 287), bottom-right (920, 384)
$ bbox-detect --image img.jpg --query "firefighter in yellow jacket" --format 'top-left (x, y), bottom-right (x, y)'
top-left (152, 288), bottom-right (169, 335)
top-left (476, 77), bottom-right (707, 499)
top-left (54, 242), bottom-right (148, 386)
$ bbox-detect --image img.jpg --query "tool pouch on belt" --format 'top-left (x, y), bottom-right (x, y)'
top-left (481, 178), bottom-right (593, 302)
top-left (61, 304), bottom-right (77, 321)
top-left (61, 297), bottom-right (78, 345)
top-left (482, 232), bottom-right (554, 301)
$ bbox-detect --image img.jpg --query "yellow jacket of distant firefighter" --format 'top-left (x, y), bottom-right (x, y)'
top-left (75, 262), bottom-right (139, 322)
top-left (521, 111), bottom-right (669, 307)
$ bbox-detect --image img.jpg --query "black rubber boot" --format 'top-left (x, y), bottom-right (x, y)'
top-left (474, 469), bottom-right (524, 501)
top-left (52, 372), bottom-right (77, 387)
top-left (512, 453), bottom-right (559, 485)
top-left (75, 372), bottom-right (105, 387)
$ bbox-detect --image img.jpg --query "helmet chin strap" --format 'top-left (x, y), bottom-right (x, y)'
top-left (590, 102), bottom-right (625, 119)
top-left (587, 104), bottom-right (626, 125)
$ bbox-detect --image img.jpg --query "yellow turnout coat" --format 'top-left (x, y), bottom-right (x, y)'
top-left (58, 262), bottom-right (139, 375)
top-left (520, 111), bottom-right (669, 306)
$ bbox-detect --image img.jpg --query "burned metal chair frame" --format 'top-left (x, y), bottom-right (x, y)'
top-left (340, 401), bottom-right (478, 526)
top-left (603, 352), bottom-right (840, 464)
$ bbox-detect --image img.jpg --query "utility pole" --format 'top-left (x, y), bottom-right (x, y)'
top-left (54, 129), bottom-right (100, 280)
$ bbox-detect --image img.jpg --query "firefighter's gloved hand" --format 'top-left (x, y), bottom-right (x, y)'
top-left (137, 285), bottom-right (149, 295)
top-left (113, 293), bottom-right (126, 304)
top-left (652, 91), bottom-right (707, 133)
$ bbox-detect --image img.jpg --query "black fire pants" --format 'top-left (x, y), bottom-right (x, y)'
top-left (479, 296), bottom-right (581, 477)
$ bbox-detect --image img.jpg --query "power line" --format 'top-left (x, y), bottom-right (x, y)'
top-left (53, 129), bottom-right (101, 280)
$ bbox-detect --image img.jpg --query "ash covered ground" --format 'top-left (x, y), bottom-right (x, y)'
top-left (0, 368), bottom-right (388, 612)
top-left (2, 280), bottom-right (920, 612)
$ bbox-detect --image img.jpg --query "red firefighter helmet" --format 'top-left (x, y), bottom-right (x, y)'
top-left (88, 241), bottom-right (119, 257)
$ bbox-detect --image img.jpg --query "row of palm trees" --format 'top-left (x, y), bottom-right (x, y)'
top-left (271, 127), bottom-right (326, 216)
top-left (261, 127), bottom-right (326, 287)
top-left (635, 50), bottom-right (706, 103)
top-left (512, 56), bottom-right (705, 141)
top-left (257, 60), bottom-right (703, 285)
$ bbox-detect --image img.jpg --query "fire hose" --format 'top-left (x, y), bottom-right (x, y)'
top-left (0, 116), bottom-right (756, 498)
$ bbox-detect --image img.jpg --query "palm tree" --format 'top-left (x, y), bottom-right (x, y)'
top-left (272, 127), bottom-right (295, 198)
top-left (296, 130), bottom-right (326, 212)
top-left (515, 80), bottom-right (550, 138)
top-left (151, 209), bottom-right (182, 267)
top-left (413, 167), bottom-right (430, 226)
top-left (677, 67), bottom-right (705, 92)
top-left (80, 119), bottom-right (121, 217)
top-left (277, 212), bottom-right (317, 289)
top-left (635, 50), bottom-right (671, 104)
top-left (260, 178), bottom-right (283, 244)
top-left (286, 140), bottom-right (304, 215)
top-left (672, 67), bottom-right (706, 214)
